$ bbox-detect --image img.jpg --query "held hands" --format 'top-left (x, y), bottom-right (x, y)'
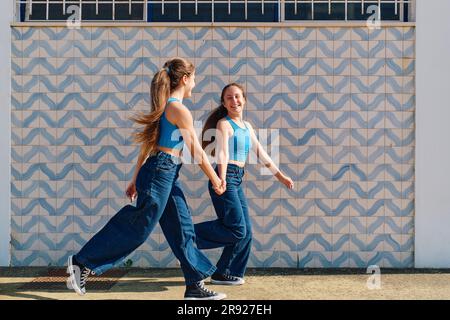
top-left (213, 178), bottom-right (227, 196)
top-left (126, 181), bottom-right (137, 202)
top-left (220, 178), bottom-right (227, 192)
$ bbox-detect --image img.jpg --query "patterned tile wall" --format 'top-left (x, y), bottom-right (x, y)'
top-left (10, 26), bottom-right (415, 268)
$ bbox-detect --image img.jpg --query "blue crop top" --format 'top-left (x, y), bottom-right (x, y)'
top-left (158, 97), bottom-right (184, 150)
top-left (226, 116), bottom-right (252, 163)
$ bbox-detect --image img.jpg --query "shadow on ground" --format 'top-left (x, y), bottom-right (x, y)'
top-left (2, 267), bottom-right (450, 300)
top-left (0, 267), bottom-right (185, 299)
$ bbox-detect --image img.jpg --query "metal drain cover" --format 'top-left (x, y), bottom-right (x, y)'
top-left (19, 268), bottom-right (128, 291)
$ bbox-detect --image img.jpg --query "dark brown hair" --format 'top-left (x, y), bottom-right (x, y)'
top-left (201, 83), bottom-right (247, 155)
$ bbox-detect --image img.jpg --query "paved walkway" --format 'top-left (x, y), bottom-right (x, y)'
top-left (1, 267), bottom-right (450, 300)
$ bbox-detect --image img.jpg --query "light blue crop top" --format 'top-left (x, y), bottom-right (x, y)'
top-left (226, 116), bottom-right (252, 163)
top-left (158, 97), bottom-right (184, 150)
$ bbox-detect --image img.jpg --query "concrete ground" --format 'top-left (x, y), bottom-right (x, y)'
top-left (1, 267), bottom-right (450, 300)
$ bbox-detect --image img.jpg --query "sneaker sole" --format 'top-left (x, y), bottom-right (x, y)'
top-left (66, 277), bottom-right (73, 290)
top-left (184, 293), bottom-right (227, 300)
top-left (210, 278), bottom-right (245, 286)
top-left (66, 256), bottom-right (85, 296)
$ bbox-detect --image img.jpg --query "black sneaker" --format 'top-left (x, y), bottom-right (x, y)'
top-left (184, 281), bottom-right (227, 300)
top-left (66, 255), bottom-right (93, 296)
top-left (211, 273), bottom-right (245, 285)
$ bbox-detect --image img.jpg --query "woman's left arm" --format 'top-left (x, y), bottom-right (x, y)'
top-left (247, 122), bottom-right (294, 189)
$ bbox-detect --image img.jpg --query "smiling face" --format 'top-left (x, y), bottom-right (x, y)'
top-left (183, 72), bottom-right (196, 98)
top-left (222, 85), bottom-right (246, 118)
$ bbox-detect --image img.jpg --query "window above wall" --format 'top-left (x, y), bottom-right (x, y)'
top-left (15, 0), bottom-right (415, 23)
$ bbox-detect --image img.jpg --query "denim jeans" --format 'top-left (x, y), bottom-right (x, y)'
top-left (75, 151), bottom-right (216, 285)
top-left (195, 164), bottom-right (252, 278)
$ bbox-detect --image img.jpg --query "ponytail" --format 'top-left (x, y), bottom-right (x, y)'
top-left (131, 58), bottom-right (195, 159)
top-left (201, 105), bottom-right (228, 156)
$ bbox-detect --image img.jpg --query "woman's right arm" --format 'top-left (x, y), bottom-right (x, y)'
top-left (126, 145), bottom-right (147, 202)
top-left (131, 145), bottom-right (147, 184)
top-left (174, 106), bottom-right (224, 194)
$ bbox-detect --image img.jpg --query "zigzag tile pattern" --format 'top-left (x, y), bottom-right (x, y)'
top-left (11, 26), bottom-right (415, 268)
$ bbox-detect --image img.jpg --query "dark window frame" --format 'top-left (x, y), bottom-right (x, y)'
top-left (17, 1), bottom-right (413, 23)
